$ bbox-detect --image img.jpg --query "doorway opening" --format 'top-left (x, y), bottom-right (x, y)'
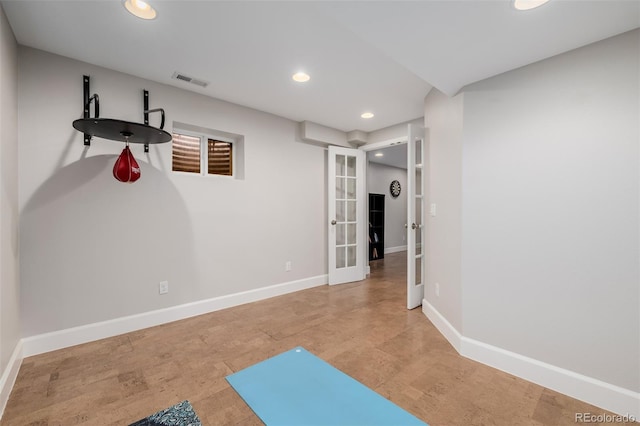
top-left (365, 142), bottom-right (408, 279)
top-left (328, 123), bottom-right (425, 308)
top-left (358, 123), bottom-right (426, 309)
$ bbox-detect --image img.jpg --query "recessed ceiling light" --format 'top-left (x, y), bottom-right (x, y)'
top-left (374, 152), bottom-right (383, 157)
top-left (123, 0), bottom-right (157, 20)
top-left (513, 0), bottom-right (550, 11)
top-left (292, 72), bottom-right (310, 83)
top-left (361, 112), bottom-right (374, 119)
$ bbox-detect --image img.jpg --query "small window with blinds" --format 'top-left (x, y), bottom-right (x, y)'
top-left (207, 139), bottom-right (232, 176)
top-left (172, 133), bottom-right (201, 174)
top-left (172, 132), bottom-right (233, 177)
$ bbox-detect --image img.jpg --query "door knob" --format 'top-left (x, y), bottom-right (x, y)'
top-left (331, 220), bottom-right (337, 225)
top-left (404, 223), bottom-right (408, 229)
top-left (411, 223), bottom-right (417, 229)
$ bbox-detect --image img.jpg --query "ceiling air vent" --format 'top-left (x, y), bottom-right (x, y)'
top-left (172, 72), bottom-right (209, 88)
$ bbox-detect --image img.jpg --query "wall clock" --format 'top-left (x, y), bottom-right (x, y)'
top-left (390, 180), bottom-right (401, 198)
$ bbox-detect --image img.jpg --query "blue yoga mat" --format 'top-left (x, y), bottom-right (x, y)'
top-left (226, 347), bottom-right (428, 426)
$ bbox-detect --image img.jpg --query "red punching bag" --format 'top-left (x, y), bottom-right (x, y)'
top-left (113, 145), bottom-right (141, 183)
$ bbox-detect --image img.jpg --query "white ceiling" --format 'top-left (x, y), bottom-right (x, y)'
top-left (3, 1), bottom-right (639, 133)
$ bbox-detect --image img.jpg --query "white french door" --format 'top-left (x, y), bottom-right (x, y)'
top-left (328, 146), bottom-right (366, 285)
top-left (407, 124), bottom-right (426, 309)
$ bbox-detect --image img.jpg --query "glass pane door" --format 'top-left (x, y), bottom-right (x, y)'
top-left (328, 146), bottom-right (365, 285)
top-left (407, 124), bottom-right (426, 309)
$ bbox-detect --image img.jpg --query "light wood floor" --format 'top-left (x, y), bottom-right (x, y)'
top-left (2, 252), bottom-right (624, 425)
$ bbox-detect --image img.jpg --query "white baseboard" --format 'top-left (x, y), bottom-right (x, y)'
top-left (384, 245), bottom-right (407, 254)
top-left (422, 300), bottom-right (462, 353)
top-left (0, 340), bottom-right (23, 420)
top-left (22, 275), bottom-right (327, 358)
top-left (422, 299), bottom-right (640, 420)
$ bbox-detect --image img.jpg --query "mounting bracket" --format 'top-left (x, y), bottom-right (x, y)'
top-left (143, 90), bottom-right (166, 153)
top-left (74, 75), bottom-right (171, 147)
top-left (82, 75), bottom-right (100, 146)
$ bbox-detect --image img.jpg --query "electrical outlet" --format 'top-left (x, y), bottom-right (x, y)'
top-left (285, 261), bottom-right (292, 272)
top-left (435, 282), bottom-right (440, 297)
top-left (159, 280), bottom-right (169, 295)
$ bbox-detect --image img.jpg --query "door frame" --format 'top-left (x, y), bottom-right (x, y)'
top-left (359, 129), bottom-right (428, 309)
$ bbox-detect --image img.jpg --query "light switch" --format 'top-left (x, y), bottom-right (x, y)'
top-left (430, 203), bottom-right (437, 217)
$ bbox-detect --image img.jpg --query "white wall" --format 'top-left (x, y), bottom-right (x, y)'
top-left (461, 29), bottom-right (639, 393)
top-left (300, 121), bottom-right (351, 147)
top-left (0, 1), bottom-right (20, 385)
top-left (18, 48), bottom-right (327, 337)
top-left (367, 162), bottom-right (407, 251)
top-left (366, 117), bottom-right (423, 145)
top-left (424, 90), bottom-right (464, 332)
top-left (425, 29), bottom-right (639, 397)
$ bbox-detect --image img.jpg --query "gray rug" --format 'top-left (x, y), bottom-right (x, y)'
top-left (129, 400), bottom-right (201, 426)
